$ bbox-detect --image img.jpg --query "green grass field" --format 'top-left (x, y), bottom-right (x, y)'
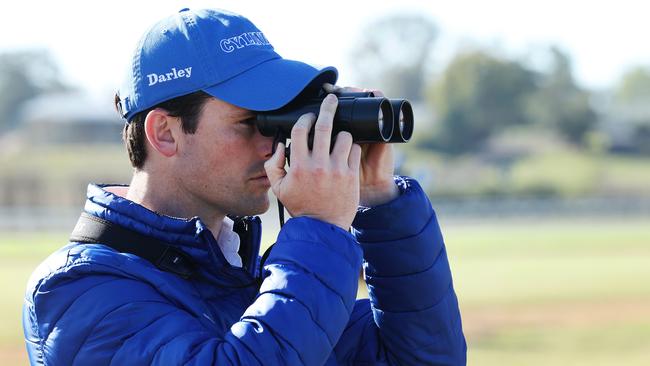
top-left (2, 218), bottom-right (649, 365)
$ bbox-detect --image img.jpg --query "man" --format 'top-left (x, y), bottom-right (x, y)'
top-left (23, 8), bottom-right (466, 365)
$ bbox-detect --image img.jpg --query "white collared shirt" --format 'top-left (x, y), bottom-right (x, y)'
top-left (216, 217), bottom-right (243, 267)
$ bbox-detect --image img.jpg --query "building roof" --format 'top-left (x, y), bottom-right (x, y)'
top-left (18, 91), bottom-right (122, 125)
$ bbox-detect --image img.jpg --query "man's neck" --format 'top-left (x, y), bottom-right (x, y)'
top-left (122, 170), bottom-right (225, 235)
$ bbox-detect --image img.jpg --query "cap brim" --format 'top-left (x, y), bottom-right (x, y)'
top-left (202, 58), bottom-right (338, 112)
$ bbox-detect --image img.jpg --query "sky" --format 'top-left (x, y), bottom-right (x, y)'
top-left (2, 0), bottom-right (650, 98)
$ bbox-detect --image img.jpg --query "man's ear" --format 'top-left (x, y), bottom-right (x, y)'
top-left (143, 109), bottom-right (179, 158)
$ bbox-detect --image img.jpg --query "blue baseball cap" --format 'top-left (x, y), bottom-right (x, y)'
top-left (116, 8), bottom-right (338, 122)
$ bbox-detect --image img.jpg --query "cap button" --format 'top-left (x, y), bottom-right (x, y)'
top-left (179, 8), bottom-right (190, 12)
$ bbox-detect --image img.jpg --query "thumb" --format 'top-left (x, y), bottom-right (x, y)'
top-left (264, 142), bottom-right (286, 189)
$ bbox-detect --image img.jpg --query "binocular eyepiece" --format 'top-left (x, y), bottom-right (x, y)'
top-left (255, 90), bottom-right (414, 144)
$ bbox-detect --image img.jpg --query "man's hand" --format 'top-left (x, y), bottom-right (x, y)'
top-left (264, 94), bottom-right (362, 230)
top-left (323, 83), bottom-right (399, 207)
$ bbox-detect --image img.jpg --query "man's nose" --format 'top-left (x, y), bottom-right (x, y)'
top-left (255, 128), bottom-right (275, 159)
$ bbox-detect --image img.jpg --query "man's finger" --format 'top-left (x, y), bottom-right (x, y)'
top-left (331, 131), bottom-right (353, 165)
top-left (322, 83), bottom-right (340, 93)
top-left (264, 142), bottom-right (286, 189)
top-left (290, 113), bottom-right (315, 162)
top-left (312, 94), bottom-right (337, 161)
top-left (348, 143), bottom-right (362, 172)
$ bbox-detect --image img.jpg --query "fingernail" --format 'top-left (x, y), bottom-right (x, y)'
top-left (302, 112), bottom-right (316, 122)
top-left (325, 94), bottom-right (337, 102)
top-left (324, 83), bottom-right (340, 91)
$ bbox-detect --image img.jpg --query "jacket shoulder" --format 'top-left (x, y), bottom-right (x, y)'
top-left (23, 243), bottom-right (184, 365)
top-left (26, 242), bottom-right (151, 297)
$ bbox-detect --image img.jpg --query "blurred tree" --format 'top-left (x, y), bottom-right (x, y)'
top-left (526, 47), bottom-right (596, 145)
top-left (424, 50), bottom-right (536, 154)
top-left (348, 14), bottom-right (437, 101)
top-left (610, 66), bottom-right (650, 154)
top-left (0, 49), bottom-right (69, 132)
top-left (614, 66), bottom-right (650, 103)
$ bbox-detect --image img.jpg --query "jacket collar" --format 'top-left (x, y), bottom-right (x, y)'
top-left (83, 184), bottom-right (261, 282)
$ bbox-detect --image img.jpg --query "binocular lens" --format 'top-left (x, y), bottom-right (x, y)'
top-left (399, 102), bottom-right (413, 142)
top-left (377, 99), bottom-right (394, 142)
top-left (378, 109), bottom-right (384, 137)
top-left (388, 100), bottom-right (413, 142)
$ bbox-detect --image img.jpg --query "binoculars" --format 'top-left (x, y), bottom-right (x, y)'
top-left (255, 90), bottom-right (414, 144)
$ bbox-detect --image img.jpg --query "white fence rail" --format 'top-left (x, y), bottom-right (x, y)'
top-left (1, 197), bottom-right (649, 232)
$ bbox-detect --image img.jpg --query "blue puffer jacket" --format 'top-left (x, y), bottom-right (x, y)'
top-left (23, 176), bottom-right (466, 365)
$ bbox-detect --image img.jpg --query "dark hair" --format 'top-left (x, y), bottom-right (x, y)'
top-left (115, 91), bottom-right (213, 169)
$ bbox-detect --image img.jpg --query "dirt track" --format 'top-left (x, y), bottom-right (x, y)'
top-left (462, 298), bottom-right (650, 339)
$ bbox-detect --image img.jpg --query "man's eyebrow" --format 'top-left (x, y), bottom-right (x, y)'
top-left (230, 111), bottom-right (256, 120)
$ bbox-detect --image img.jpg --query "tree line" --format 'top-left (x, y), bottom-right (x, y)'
top-left (348, 14), bottom-right (650, 156)
top-left (2, 17), bottom-right (650, 156)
